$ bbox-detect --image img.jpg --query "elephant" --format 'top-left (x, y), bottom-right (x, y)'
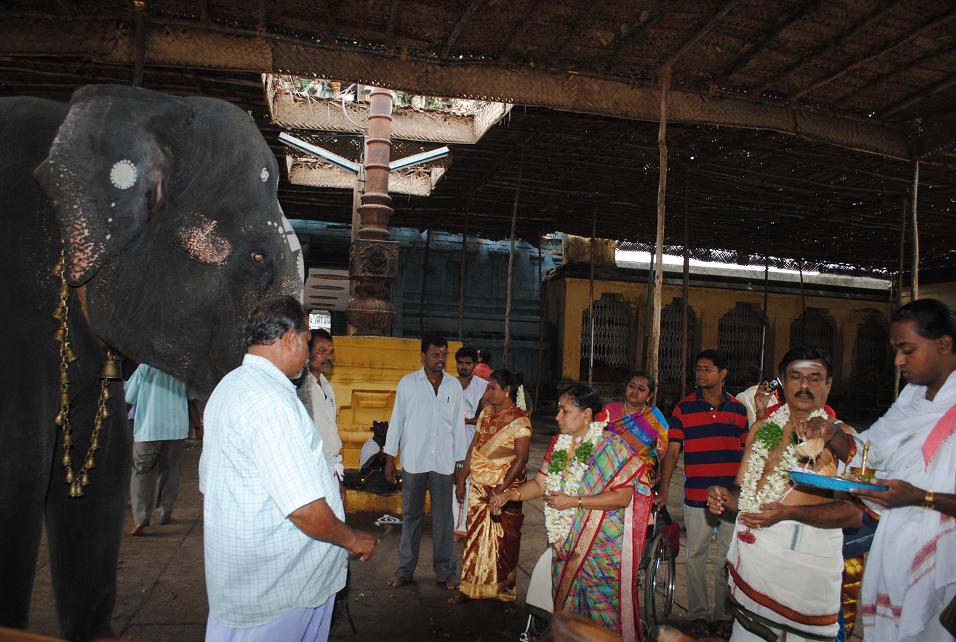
top-left (0, 85), bottom-right (303, 641)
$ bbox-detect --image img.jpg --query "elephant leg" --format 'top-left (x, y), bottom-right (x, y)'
top-left (45, 386), bottom-right (130, 642)
top-left (0, 413), bottom-right (52, 631)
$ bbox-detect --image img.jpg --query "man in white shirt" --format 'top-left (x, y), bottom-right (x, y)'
top-left (302, 329), bottom-right (344, 481)
top-left (200, 296), bottom-right (375, 642)
top-left (452, 346), bottom-right (487, 539)
top-left (384, 334), bottom-right (468, 591)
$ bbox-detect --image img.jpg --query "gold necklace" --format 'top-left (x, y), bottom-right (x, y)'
top-left (53, 247), bottom-right (122, 497)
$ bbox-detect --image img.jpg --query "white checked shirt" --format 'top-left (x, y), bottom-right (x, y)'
top-left (124, 364), bottom-right (188, 442)
top-left (384, 368), bottom-right (467, 475)
top-left (199, 354), bottom-right (346, 627)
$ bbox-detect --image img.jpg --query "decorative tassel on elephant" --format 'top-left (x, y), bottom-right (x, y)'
top-left (0, 85), bottom-right (304, 641)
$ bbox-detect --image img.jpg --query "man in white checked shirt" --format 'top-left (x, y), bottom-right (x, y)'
top-left (384, 334), bottom-right (468, 591)
top-left (200, 297), bottom-right (376, 642)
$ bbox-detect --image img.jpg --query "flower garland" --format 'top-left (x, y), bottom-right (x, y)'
top-left (738, 405), bottom-right (828, 513)
top-left (543, 411), bottom-right (608, 545)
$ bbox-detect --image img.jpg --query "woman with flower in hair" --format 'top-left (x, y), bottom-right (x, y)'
top-left (450, 369), bottom-right (531, 606)
top-left (491, 384), bottom-right (649, 641)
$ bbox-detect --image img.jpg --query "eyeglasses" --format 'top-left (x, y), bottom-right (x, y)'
top-left (695, 366), bottom-right (719, 374)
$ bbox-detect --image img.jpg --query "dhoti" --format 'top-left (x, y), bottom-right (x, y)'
top-left (727, 518), bottom-right (843, 641)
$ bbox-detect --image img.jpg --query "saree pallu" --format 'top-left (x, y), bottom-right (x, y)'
top-left (551, 433), bottom-right (650, 642)
top-left (459, 409), bottom-right (532, 601)
top-left (605, 404), bottom-right (669, 470)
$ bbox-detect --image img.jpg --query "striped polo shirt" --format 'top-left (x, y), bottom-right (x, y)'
top-left (668, 388), bottom-right (749, 508)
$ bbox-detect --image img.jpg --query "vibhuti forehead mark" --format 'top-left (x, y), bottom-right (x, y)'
top-left (790, 360), bottom-right (826, 370)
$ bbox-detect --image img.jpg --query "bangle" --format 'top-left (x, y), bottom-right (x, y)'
top-left (922, 489), bottom-right (935, 510)
top-left (578, 496), bottom-right (583, 508)
top-left (513, 487), bottom-right (521, 501)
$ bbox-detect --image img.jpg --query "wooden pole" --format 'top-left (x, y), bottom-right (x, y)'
top-left (910, 153), bottom-right (920, 301)
top-left (457, 207), bottom-right (470, 341)
top-left (798, 260), bottom-right (806, 345)
top-left (895, 198), bottom-right (906, 398)
top-left (534, 236), bottom-right (545, 407)
top-left (503, 146), bottom-right (524, 368)
top-left (898, 199), bottom-right (907, 306)
top-left (681, 168), bottom-right (690, 399)
top-left (419, 229), bottom-right (430, 335)
top-left (588, 208), bottom-right (596, 385)
top-left (761, 256), bottom-right (770, 377)
top-left (649, 67), bottom-right (671, 385)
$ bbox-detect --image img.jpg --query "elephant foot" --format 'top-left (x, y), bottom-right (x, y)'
top-left (129, 523), bottom-right (147, 536)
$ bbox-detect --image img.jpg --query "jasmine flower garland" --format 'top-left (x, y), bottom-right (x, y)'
top-left (544, 414), bottom-right (608, 545)
top-left (738, 405), bottom-right (828, 513)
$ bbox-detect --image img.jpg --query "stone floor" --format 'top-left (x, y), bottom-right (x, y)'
top-left (26, 415), bottom-right (861, 641)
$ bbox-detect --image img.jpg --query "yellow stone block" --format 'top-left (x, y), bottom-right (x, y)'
top-left (327, 336), bottom-right (462, 468)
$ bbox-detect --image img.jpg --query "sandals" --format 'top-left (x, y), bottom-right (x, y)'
top-left (386, 575), bottom-right (414, 589)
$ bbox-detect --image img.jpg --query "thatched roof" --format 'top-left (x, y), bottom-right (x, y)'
top-left (1, 0), bottom-right (954, 276)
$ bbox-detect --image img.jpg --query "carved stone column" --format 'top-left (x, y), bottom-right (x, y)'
top-left (346, 88), bottom-right (399, 335)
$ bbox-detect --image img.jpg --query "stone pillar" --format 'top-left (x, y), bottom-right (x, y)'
top-left (346, 88), bottom-right (399, 335)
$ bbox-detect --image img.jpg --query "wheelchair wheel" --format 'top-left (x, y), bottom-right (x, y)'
top-left (641, 533), bottom-right (676, 628)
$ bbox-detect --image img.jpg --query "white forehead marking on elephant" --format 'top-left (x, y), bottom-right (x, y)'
top-left (110, 202), bottom-right (115, 208)
top-left (178, 216), bottom-right (233, 265)
top-left (109, 160), bottom-right (138, 190)
top-left (279, 212), bottom-right (304, 289)
top-left (260, 167), bottom-right (269, 182)
top-left (107, 217), bottom-right (113, 223)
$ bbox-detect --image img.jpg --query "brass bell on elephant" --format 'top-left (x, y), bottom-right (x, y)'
top-left (54, 409), bottom-right (67, 426)
top-left (65, 345), bottom-right (78, 362)
top-left (65, 469), bottom-right (74, 485)
top-left (54, 325), bottom-right (67, 342)
top-left (100, 354), bottom-right (122, 380)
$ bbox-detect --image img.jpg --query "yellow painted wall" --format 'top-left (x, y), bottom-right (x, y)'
top-left (326, 336), bottom-right (462, 467)
top-left (901, 281), bottom-right (956, 310)
top-left (556, 275), bottom-right (890, 386)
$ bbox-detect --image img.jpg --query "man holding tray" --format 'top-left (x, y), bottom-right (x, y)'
top-left (813, 299), bottom-right (956, 642)
top-left (707, 347), bottom-right (862, 641)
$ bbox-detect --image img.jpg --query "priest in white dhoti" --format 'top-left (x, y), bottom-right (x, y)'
top-left (707, 347), bottom-right (862, 641)
top-left (819, 299), bottom-right (956, 642)
top-left (301, 329), bottom-right (344, 480)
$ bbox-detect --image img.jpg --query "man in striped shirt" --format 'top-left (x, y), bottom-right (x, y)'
top-left (125, 363), bottom-right (189, 536)
top-left (658, 349), bottom-right (749, 638)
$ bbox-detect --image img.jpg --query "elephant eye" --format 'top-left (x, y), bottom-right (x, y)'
top-left (251, 251), bottom-right (266, 264)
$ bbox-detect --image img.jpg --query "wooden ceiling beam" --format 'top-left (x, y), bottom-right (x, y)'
top-left (441, 0), bottom-right (484, 61)
top-left (326, 0), bottom-right (337, 40)
top-left (659, 0), bottom-right (740, 72)
top-left (880, 73), bottom-right (956, 119)
top-left (602, 0), bottom-right (681, 71)
top-left (835, 41), bottom-right (956, 108)
top-left (498, 0), bottom-right (539, 62)
top-left (789, 8), bottom-right (956, 102)
top-left (756, 0), bottom-right (898, 96)
top-left (384, 0), bottom-right (401, 47)
top-left (917, 113), bottom-right (956, 157)
top-left (714, 0), bottom-right (819, 84)
top-left (553, 0), bottom-right (606, 60)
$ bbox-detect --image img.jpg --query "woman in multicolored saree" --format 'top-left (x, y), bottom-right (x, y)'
top-left (491, 384), bottom-right (651, 641)
top-left (449, 369), bottom-right (531, 606)
top-left (603, 370), bottom-right (669, 474)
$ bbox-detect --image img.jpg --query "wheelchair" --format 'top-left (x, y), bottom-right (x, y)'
top-left (520, 502), bottom-right (678, 641)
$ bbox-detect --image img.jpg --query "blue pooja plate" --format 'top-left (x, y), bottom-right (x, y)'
top-left (788, 469), bottom-right (888, 492)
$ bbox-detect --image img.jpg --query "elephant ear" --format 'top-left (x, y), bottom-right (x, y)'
top-left (34, 85), bottom-right (178, 285)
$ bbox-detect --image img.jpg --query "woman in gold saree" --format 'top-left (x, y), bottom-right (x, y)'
top-left (450, 369), bottom-right (531, 605)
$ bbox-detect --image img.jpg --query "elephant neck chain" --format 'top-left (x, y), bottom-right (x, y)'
top-left (53, 247), bottom-right (122, 498)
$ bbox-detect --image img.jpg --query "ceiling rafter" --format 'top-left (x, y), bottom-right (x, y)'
top-left (714, 0), bottom-right (819, 84)
top-left (756, 0), bottom-right (899, 96)
top-left (880, 73), bottom-right (956, 119)
top-left (835, 41), bottom-right (956, 109)
top-left (441, 0), bottom-right (484, 61)
top-left (789, 7), bottom-right (956, 102)
top-left (553, 0), bottom-right (606, 61)
top-left (659, 0), bottom-right (740, 72)
top-left (384, 0), bottom-right (401, 47)
top-left (919, 113), bottom-right (956, 157)
top-left (498, 0), bottom-right (539, 62)
top-left (602, 0), bottom-right (682, 71)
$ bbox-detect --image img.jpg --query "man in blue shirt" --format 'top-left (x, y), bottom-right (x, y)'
top-left (201, 296), bottom-right (376, 641)
top-left (384, 334), bottom-right (468, 590)
top-left (125, 363), bottom-right (189, 536)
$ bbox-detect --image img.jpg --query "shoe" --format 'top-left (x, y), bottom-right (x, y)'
top-left (129, 523), bottom-right (147, 536)
top-left (714, 619), bottom-right (733, 639)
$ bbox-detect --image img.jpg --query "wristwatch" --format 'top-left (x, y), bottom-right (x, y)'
top-left (922, 489), bottom-right (935, 510)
